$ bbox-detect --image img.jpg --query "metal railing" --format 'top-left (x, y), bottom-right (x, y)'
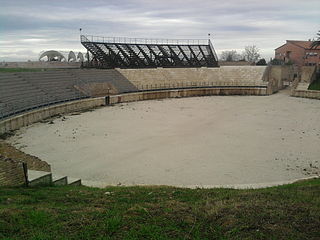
top-left (135, 81), bottom-right (267, 91)
top-left (81, 35), bottom-right (209, 45)
top-left (209, 39), bottom-right (219, 63)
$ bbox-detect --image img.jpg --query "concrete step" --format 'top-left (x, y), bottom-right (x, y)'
top-left (296, 83), bottom-right (309, 91)
top-left (27, 170), bottom-right (81, 187)
top-left (68, 177), bottom-right (82, 186)
top-left (52, 175), bottom-right (68, 186)
top-left (28, 170), bottom-right (52, 186)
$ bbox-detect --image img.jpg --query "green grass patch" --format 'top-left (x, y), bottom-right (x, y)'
top-left (308, 74), bottom-right (320, 90)
top-left (0, 178), bottom-right (319, 239)
top-left (0, 68), bottom-right (60, 73)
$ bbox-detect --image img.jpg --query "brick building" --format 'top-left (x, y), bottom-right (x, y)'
top-left (275, 40), bottom-right (320, 67)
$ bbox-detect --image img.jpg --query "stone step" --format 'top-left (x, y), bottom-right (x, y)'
top-left (27, 170), bottom-right (81, 187)
top-left (68, 177), bottom-right (82, 186)
top-left (28, 170), bottom-right (52, 186)
top-left (296, 83), bottom-right (309, 91)
top-left (52, 175), bottom-right (68, 186)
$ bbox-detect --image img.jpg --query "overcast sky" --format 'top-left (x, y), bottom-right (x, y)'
top-left (0, 0), bottom-right (319, 61)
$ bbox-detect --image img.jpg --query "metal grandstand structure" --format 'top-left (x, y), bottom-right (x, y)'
top-left (80, 35), bottom-right (219, 68)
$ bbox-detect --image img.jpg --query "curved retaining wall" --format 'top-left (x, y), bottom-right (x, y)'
top-left (109, 87), bottom-right (267, 104)
top-left (291, 89), bottom-right (320, 99)
top-left (0, 97), bottom-right (105, 135)
top-left (0, 87), bottom-right (266, 135)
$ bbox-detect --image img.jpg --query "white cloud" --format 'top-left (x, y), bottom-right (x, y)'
top-left (0, 0), bottom-right (319, 61)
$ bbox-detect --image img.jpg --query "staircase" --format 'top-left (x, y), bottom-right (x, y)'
top-left (28, 170), bottom-right (81, 187)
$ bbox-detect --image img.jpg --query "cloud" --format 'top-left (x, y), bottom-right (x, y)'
top-left (0, 0), bottom-right (319, 61)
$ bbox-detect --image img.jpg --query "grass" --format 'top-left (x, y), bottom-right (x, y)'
top-left (0, 68), bottom-right (68, 73)
top-left (0, 178), bottom-right (319, 239)
top-left (308, 74), bottom-right (320, 90)
top-left (0, 68), bottom-right (47, 72)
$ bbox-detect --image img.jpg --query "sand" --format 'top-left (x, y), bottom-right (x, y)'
top-left (7, 90), bottom-right (320, 188)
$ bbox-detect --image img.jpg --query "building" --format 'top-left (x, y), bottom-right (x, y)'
top-left (275, 40), bottom-right (320, 67)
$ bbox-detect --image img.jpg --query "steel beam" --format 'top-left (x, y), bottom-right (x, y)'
top-left (136, 45), bottom-right (154, 66)
top-left (125, 44), bottom-right (147, 67)
top-left (177, 45), bottom-right (193, 66)
top-left (188, 45), bottom-right (201, 66)
top-left (104, 44), bottom-right (128, 67)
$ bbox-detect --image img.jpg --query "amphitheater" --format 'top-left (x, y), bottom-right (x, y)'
top-left (1, 36), bottom-right (319, 188)
top-left (1, 64), bottom-right (319, 188)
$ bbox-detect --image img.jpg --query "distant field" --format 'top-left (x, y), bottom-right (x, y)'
top-left (0, 68), bottom-right (57, 72)
top-left (0, 178), bottom-right (319, 239)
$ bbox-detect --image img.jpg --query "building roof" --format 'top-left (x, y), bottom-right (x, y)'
top-left (275, 40), bottom-right (320, 50)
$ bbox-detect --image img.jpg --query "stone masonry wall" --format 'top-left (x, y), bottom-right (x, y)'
top-left (300, 66), bottom-right (316, 83)
top-left (0, 156), bottom-right (26, 187)
top-left (291, 89), bottom-right (320, 100)
top-left (0, 140), bottom-right (51, 172)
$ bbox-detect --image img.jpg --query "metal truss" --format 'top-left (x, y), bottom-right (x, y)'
top-left (81, 35), bottom-right (219, 68)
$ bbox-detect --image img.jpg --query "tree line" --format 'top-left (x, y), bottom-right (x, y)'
top-left (219, 30), bottom-right (320, 65)
top-left (219, 45), bottom-right (262, 64)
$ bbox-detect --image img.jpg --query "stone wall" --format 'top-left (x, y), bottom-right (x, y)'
top-left (291, 89), bottom-right (320, 99)
top-left (0, 88), bottom-right (266, 134)
top-left (118, 66), bottom-right (268, 90)
top-left (300, 66), bottom-right (317, 83)
top-left (265, 66), bottom-right (294, 94)
top-left (109, 87), bottom-right (267, 105)
top-left (219, 61), bottom-right (252, 66)
top-left (75, 82), bottom-right (118, 97)
top-left (290, 66), bottom-right (319, 99)
top-left (0, 141), bottom-right (50, 172)
top-left (281, 65), bottom-right (295, 82)
top-left (0, 156), bottom-right (26, 187)
top-left (0, 97), bottom-right (105, 135)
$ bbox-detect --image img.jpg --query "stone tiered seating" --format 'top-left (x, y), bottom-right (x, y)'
top-left (0, 69), bottom-right (138, 119)
top-left (0, 67), bottom-right (268, 119)
top-left (20, 71), bottom-right (85, 102)
top-left (68, 69), bottom-right (138, 93)
top-left (0, 73), bottom-right (56, 118)
top-left (0, 71), bottom-right (87, 119)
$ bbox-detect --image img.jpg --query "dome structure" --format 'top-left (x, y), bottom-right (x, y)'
top-left (68, 51), bottom-right (77, 62)
top-left (39, 50), bottom-right (66, 62)
top-left (77, 52), bottom-right (84, 62)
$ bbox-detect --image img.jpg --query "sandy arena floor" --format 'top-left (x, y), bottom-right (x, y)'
top-left (7, 91), bottom-right (320, 188)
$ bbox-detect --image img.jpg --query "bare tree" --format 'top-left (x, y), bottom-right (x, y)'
top-left (243, 45), bottom-right (260, 63)
top-left (311, 30), bottom-right (320, 49)
top-left (220, 50), bottom-right (242, 61)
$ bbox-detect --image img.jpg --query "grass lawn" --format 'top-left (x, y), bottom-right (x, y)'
top-left (0, 178), bottom-right (319, 240)
top-left (308, 74), bottom-right (320, 90)
top-left (0, 68), bottom-right (69, 73)
top-left (0, 68), bottom-right (47, 72)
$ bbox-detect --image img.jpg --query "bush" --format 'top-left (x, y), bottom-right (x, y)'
top-left (256, 59), bottom-right (267, 65)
